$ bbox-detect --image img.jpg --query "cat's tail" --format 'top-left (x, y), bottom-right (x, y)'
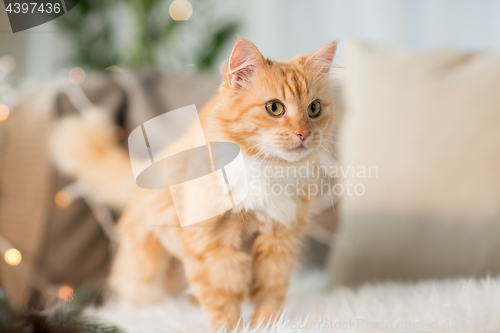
top-left (50, 109), bottom-right (135, 211)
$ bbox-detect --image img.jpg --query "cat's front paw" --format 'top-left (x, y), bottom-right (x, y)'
top-left (251, 301), bottom-right (280, 328)
top-left (208, 315), bottom-right (240, 333)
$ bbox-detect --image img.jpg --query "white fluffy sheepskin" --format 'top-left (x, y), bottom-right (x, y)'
top-left (89, 271), bottom-right (500, 333)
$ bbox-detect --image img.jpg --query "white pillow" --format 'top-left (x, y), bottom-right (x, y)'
top-left (328, 43), bottom-right (500, 286)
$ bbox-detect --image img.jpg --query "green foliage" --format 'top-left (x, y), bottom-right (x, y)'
top-left (56, 0), bottom-right (238, 71)
top-left (0, 286), bottom-right (122, 333)
top-left (197, 22), bottom-right (238, 69)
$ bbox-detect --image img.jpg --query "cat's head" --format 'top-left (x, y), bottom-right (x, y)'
top-left (216, 37), bottom-right (338, 163)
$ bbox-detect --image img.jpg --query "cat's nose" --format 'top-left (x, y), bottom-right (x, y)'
top-left (294, 130), bottom-right (311, 141)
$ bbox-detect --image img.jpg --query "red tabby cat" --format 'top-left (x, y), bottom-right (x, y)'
top-left (51, 37), bottom-right (338, 331)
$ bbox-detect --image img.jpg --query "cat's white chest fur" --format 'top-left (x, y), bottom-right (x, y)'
top-left (231, 156), bottom-right (312, 225)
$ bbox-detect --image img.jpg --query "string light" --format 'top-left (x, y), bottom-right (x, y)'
top-left (0, 104), bottom-right (9, 121)
top-left (4, 248), bottom-right (22, 266)
top-left (55, 190), bottom-right (72, 207)
top-left (0, 233), bottom-right (65, 301)
top-left (105, 65), bottom-right (124, 73)
top-left (68, 67), bottom-right (86, 84)
top-left (169, 0), bottom-right (193, 21)
top-left (0, 74), bottom-right (122, 302)
top-left (58, 285), bottom-right (74, 302)
top-left (0, 80), bottom-right (120, 305)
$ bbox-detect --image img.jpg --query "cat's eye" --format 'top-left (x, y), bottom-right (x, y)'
top-left (308, 100), bottom-right (322, 118)
top-left (265, 100), bottom-right (285, 116)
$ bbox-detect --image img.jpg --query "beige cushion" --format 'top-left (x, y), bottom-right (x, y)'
top-left (0, 88), bottom-right (54, 304)
top-left (327, 43), bottom-right (500, 286)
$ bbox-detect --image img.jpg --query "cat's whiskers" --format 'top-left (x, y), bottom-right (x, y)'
top-left (319, 141), bottom-right (341, 163)
top-left (321, 133), bottom-right (358, 162)
top-left (238, 210), bottom-right (256, 240)
top-left (255, 145), bottom-right (276, 172)
top-left (242, 142), bottom-right (266, 156)
top-left (321, 136), bottom-right (357, 164)
top-left (319, 143), bottom-right (340, 166)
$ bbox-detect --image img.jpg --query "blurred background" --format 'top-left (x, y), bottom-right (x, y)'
top-left (4, 0), bottom-right (500, 80)
top-left (2, 0), bottom-right (500, 313)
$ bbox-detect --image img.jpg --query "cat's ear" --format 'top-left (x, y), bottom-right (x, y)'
top-left (227, 37), bottom-right (265, 89)
top-left (305, 40), bottom-right (338, 76)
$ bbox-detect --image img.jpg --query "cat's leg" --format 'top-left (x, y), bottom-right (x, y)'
top-left (109, 219), bottom-right (172, 304)
top-left (181, 218), bottom-right (250, 332)
top-left (250, 219), bottom-right (307, 327)
top-left (163, 255), bottom-right (187, 295)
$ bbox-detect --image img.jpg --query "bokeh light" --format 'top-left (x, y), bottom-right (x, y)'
top-left (69, 67), bottom-right (86, 84)
top-left (105, 65), bottom-right (124, 73)
top-left (0, 104), bottom-right (10, 121)
top-left (169, 0), bottom-right (193, 21)
top-left (58, 285), bottom-right (74, 301)
top-left (4, 248), bottom-right (22, 266)
top-left (0, 56), bottom-right (17, 73)
top-left (55, 190), bottom-right (71, 207)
